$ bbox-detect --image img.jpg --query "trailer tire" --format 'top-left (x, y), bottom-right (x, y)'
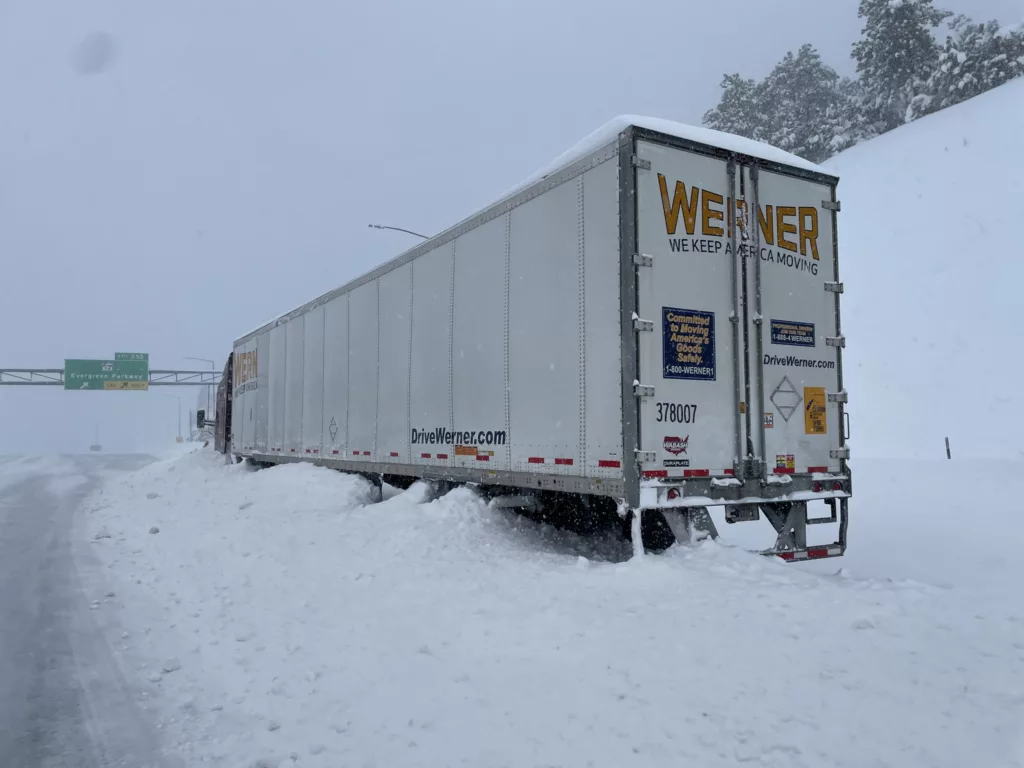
top-left (622, 509), bottom-right (676, 554)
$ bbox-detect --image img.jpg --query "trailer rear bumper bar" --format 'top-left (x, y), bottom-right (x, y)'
top-left (639, 473), bottom-right (851, 510)
top-left (770, 545), bottom-right (845, 562)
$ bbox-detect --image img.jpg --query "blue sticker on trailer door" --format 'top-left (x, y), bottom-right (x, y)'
top-left (662, 307), bottom-right (716, 381)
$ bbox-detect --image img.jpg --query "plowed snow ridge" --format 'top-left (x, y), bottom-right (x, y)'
top-left (80, 448), bottom-right (1024, 768)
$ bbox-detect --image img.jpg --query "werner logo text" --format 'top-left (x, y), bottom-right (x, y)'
top-left (657, 174), bottom-right (820, 261)
top-left (234, 349), bottom-right (258, 394)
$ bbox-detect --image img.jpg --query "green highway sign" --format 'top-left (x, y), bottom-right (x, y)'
top-left (65, 359), bottom-right (150, 391)
top-left (115, 352), bottom-right (148, 362)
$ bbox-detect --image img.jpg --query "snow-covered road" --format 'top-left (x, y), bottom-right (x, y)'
top-left (0, 454), bottom-right (167, 768)
top-left (82, 448), bottom-right (1024, 768)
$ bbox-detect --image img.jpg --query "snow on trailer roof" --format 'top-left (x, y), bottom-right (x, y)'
top-left (234, 116), bottom-right (829, 345)
top-left (503, 114), bottom-right (830, 198)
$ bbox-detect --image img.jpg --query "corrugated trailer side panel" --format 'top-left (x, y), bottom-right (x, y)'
top-left (377, 263), bottom-right (413, 464)
top-left (322, 295), bottom-right (349, 457)
top-left (255, 331), bottom-right (270, 452)
top-left (410, 244), bottom-right (454, 470)
top-left (284, 318), bottom-right (304, 455)
top-left (347, 281), bottom-right (378, 461)
top-left (235, 142), bottom-right (626, 496)
top-left (581, 158), bottom-right (624, 475)
top-left (301, 304), bottom-right (325, 456)
top-left (268, 323), bottom-right (286, 453)
top-left (451, 216), bottom-right (509, 471)
top-left (508, 177), bottom-right (583, 473)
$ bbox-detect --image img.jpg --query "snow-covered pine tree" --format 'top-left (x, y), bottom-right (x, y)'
top-left (703, 46), bottom-right (866, 163)
top-left (852, 0), bottom-right (952, 132)
top-left (831, 77), bottom-right (877, 154)
top-left (702, 74), bottom-right (765, 142)
top-left (911, 14), bottom-right (1024, 119)
top-left (758, 45), bottom-right (854, 163)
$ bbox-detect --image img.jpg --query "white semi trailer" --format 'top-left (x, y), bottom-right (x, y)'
top-left (221, 116), bottom-right (850, 558)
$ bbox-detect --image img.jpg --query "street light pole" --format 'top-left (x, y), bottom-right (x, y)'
top-left (184, 357), bottom-right (215, 420)
top-left (368, 224), bottom-right (429, 239)
top-left (157, 393), bottom-right (182, 441)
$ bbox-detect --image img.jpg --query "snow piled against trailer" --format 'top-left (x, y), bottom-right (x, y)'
top-left (81, 449), bottom-right (1024, 768)
top-left (829, 77), bottom-right (1024, 460)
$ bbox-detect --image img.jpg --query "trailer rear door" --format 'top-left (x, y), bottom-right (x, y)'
top-left (634, 138), bottom-right (843, 482)
top-left (634, 140), bottom-right (742, 479)
top-left (747, 166), bottom-right (843, 476)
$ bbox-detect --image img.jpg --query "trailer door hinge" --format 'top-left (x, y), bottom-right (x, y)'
top-left (631, 155), bottom-right (652, 170)
top-left (827, 391), bottom-right (848, 404)
top-left (825, 335), bottom-right (846, 348)
top-left (825, 281), bottom-right (844, 294)
top-left (633, 317), bottom-right (654, 332)
top-left (634, 382), bottom-right (655, 398)
top-left (632, 253), bottom-right (653, 267)
top-left (822, 200), bottom-right (841, 212)
top-left (635, 450), bottom-right (656, 464)
top-left (830, 447), bottom-right (850, 460)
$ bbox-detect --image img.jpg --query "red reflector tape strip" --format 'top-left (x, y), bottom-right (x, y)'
top-left (807, 466), bottom-right (828, 473)
top-left (598, 460), bottom-right (621, 468)
top-left (555, 458), bottom-right (573, 466)
top-left (643, 470), bottom-right (668, 479)
top-left (390, 452), bottom-right (399, 457)
top-left (777, 546), bottom-right (842, 562)
top-left (527, 457), bottom-right (544, 464)
top-left (773, 467), bottom-right (795, 474)
top-left (723, 468), bottom-right (735, 476)
top-left (313, 449), bottom-right (318, 454)
top-left (421, 453), bottom-right (431, 459)
top-left (683, 469), bottom-right (709, 478)
top-left (332, 450), bottom-right (339, 454)
top-left (476, 455), bottom-right (490, 461)
top-left (305, 449), bottom-right (311, 453)
top-left (436, 453), bottom-right (448, 459)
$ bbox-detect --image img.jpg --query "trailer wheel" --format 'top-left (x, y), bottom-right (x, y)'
top-left (622, 509), bottom-right (676, 554)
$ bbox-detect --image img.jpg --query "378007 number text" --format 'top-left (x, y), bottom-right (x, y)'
top-left (655, 403), bottom-right (697, 424)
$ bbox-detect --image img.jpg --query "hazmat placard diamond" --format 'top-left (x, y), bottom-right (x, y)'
top-left (328, 417), bottom-right (338, 442)
top-left (769, 376), bottom-right (802, 422)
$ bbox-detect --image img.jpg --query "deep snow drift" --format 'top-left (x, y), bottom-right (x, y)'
top-left (828, 77), bottom-right (1024, 460)
top-left (80, 448), bottom-right (1024, 768)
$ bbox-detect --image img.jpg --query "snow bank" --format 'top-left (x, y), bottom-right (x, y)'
top-left (81, 450), bottom-right (1024, 768)
top-left (828, 77), bottom-right (1024, 459)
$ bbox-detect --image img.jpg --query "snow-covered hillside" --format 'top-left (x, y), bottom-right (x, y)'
top-left (828, 78), bottom-right (1024, 460)
top-left (81, 449), bottom-right (1024, 768)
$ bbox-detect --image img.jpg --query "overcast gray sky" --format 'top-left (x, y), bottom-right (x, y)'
top-left (0, 0), bottom-right (1018, 452)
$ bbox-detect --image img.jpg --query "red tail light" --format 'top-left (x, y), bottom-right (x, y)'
top-left (832, 480), bottom-right (844, 492)
top-left (812, 481), bottom-right (822, 493)
top-left (667, 488), bottom-right (680, 500)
